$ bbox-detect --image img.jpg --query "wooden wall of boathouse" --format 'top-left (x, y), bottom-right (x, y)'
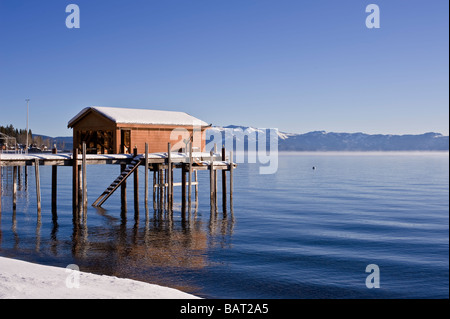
top-left (70, 110), bottom-right (208, 154)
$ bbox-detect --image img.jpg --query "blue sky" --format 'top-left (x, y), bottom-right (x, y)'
top-left (0, 0), bottom-right (448, 137)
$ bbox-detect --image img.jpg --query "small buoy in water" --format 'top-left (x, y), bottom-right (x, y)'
top-left (312, 166), bottom-right (316, 170)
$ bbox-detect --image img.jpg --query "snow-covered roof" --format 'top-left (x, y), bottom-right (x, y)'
top-left (68, 106), bottom-right (210, 127)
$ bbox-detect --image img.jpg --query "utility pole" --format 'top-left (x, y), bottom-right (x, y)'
top-left (25, 99), bottom-right (30, 154)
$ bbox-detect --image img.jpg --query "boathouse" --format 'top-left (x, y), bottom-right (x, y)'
top-left (67, 106), bottom-right (211, 154)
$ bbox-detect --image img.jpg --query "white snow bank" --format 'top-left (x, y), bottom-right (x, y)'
top-left (0, 257), bottom-right (199, 299)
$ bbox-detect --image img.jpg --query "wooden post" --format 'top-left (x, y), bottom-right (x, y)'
top-left (145, 143), bottom-right (149, 208)
top-left (222, 147), bottom-right (227, 213)
top-left (210, 150), bottom-right (215, 211)
top-left (214, 144), bottom-right (218, 212)
top-left (171, 164), bottom-right (174, 207)
top-left (78, 163), bottom-right (82, 217)
top-left (34, 159), bottom-right (41, 215)
top-left (163, 165), bottom-right (167, 210)
top-left (153, 168), bottom-right (156, 210)
top-left (194, 170), bottom-right (198, 204)
top-left (17, 164), bottom-right (21, 189)
top-left (72, 148), bottom-right (79, 220)
top-left (230, 151), bottom-right (233, 209)
top-left (159, 165), bottom-right (163, 210)
top-left (121, 163), bottom-right (127, 213)
top-left (13, 166), bottom-right (17, 210)
top-left (51, 147), bottom-right (58, 219)
top-left (167, 143), bottom-right (172, 212)
top-left (181, 163), bottom-right (186, 214)
top-left (82, 142), bottom-right (87, 215)
top-left (133, 147), bottom-right (139, 216)
top-left (188, 142), bottom-right (193, 210)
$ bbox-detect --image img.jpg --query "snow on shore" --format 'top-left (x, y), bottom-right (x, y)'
top-left (0, 257), bottom-right (199, 299)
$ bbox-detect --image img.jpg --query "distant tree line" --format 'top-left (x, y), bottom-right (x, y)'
top-left (0, 124), bottom-right (31, 145)
top-left (0, 124), bottom-right (52, 150)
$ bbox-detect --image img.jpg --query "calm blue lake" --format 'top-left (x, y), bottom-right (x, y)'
top-left (0, 152), bottom-right (448, 298)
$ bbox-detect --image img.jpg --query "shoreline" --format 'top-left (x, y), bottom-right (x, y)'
top-left (0, 256), bottom-right (199, 299)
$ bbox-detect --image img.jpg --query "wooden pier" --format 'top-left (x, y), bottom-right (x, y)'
top-left (0, 143), bottom-right (236, 221)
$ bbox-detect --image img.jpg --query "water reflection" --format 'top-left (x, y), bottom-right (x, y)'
top-left (1, 203), bottom-right (235, 295)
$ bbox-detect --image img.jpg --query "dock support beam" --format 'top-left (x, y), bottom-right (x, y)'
top-left (13, 166), bottom-right (17, 211)
top-left (72, 148), bottom-right (79, 220)
top-left (167, 143), bottom-right (172, 212)
top-left (181, 163), bottom-right (186, 214)
top-left (222, 147), bottom-right (227, 214)
top-left (230, 151), bottom-right (234, 210)
top-left (152, 168), bottom-right (156, 210)
top-left (158, 164), bottom-right (163, 211)
top-left (145, 143), bottom-right (149, 208)
top-left (34, 159), bottom-right (41, 215)
top-left (195, 170), bottom-right (198, 204)
top-left (51, 147), bottom-right (58, 220)
top-left (210, 150), bottom-right (215, 211)
top-left (82, 142), bottom-right (87, 217)
top-left (120, 163), bottom-right (127, 213)
top-left (133, 147), bottom-right (139, 217)
top-left (188, 142), bottom-right (192, 211)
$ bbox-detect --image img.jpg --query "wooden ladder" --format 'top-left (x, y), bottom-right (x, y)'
top-left (92, 155), bottom-right (142, 207)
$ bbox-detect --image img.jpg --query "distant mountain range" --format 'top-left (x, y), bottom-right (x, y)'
top-left (33, 134), bottom-right (73, 152)
top-left (207, 126), bottom-right (449, 151)
top-left (36, 126), bottom-right (449, 152)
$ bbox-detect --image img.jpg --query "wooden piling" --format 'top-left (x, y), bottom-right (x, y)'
top-left (222, 147), bottom-right (227, 213)
top-left (82, 142), bottom-right (87, 215)
top-left (78, 163), bottom-right (82, 217)
top-left (145, 143), bottom-right (149, 207)
top-left (17, 164), bottom-right (21, 188)
top-left (153, 168), bottom-right (156, 209)
top-left (159, 164), bottom-right (163, 210)
top-left (51, 147), bottom-right (58, 219)
top-left (214, 144), bottom-right (218, 211)
top-left (194, 170), bottom-right (198, 204)
top-left (72, 148), bottom-right (79, 219)
top-left (210, 150), bottom-right (215, 210)
top-left (121, 163), bottom-right (127, 213)
top-left (167, 143), bottom-right (172, 211)
top-left (13, 166), bottom-right (17, 210)
top-left (181, 163), bottom-right (186, 214)
top-left (171, 162), bottom-right (174, 209)
top-left (163, 165), bottom-right (167, 210)
top-left (133, 147), bottom-right (139, 216)
top-left (34, 159), bottom-right (41, 215)
top-left (188, 142), bottom-right (193, 210)
top-left (230, 151), bottom-right (234, 209)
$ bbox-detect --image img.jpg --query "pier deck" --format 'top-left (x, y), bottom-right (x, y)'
top-left (1, 145), bottom-right (236, 219)
top-left (0, 152), bottom-right (223, 166)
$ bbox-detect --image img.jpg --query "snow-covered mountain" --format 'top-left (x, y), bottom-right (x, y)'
top-left (206, 126), bottom-right (449, 151)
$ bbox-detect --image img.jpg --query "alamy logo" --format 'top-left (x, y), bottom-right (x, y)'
top-left (205, 127), bottom-right (279, 175)
top-left (365, 4), bottom-right (380, 29)
top-left (65, 264), bottom-right (80, 288)
top-left (169, 124), bottom-right (279, 175)
top-left (66, 4), bottom-right (80, 29)
top-left (365, 264), bottom-right (380, 288)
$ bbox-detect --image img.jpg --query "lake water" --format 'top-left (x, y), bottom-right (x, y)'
top-left (0, 152), bottom-right (448, 298)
